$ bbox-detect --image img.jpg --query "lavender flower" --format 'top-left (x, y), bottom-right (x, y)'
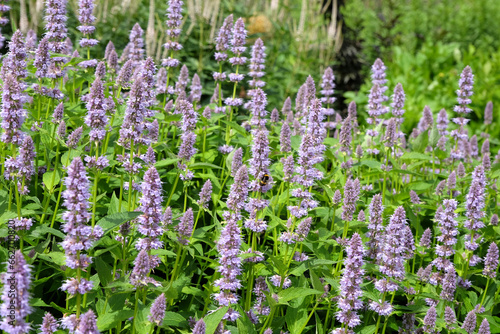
top-left (478, 318), bottom-right (490, 334)
top-left (248, 38), bottom-right (266, 92)
top-left (60, 157), bottom-right (102, 293)
top-left (95, 61), bottom-right (106, 78)
top-left (249, 129), bottom-right (272, 192)
top-left (249, 88), bottom-right (268, 128)
top-left (130, 249), bottom-right (158, 287)
top-left (45, 0), bottom-right (68, 53)
top-left (0, 251), bottom-right (32, 334)
top-left (175, 65), bottom-right (189, 94)
top-left (423, 306), bottom-right (437, 333)
top-left (280, 123), bottom-right (291, 153)
top-left (448, 171), bottom-right (456, 190)
top-left (484, 101), bottom-right (493, 125)
top-left (444, 306), bottom-right (456, 329)
top-left (177, 208), bottom-right (194, 245)
top-left (198, 180), bottom-right (212, 209)
top-left (1, 73), bottom-right (28, 144)
top-left (367, 84), bottom-right (387, 126)
top-left (375, 206), bottom-right (408, 293)
top-left (231, 148), bottom-right (243, 177)
top-left (33, 37), bottom-right (52, 79)
top-left (190, 73), bottom-right (202, 104)
top-left (440, 268), bottom-right (456, 301)
top-left (149, 293), bottom-right (166, 326)
top-left (454, 66), bottom-right (474, 115)
top-left (320, 67), bottom-right (335, 115)
top-left (461, 310), bottom-right (477, 334)
top-left (128, 23), bottom-right (144, 68)
top-left (481, 139), bottom-right (490, 155)
top-left (433, 199), bottom-right (458, 271)
top-left (67, 126), bottom-right (83, 149)
top-left (213, 216), bottom-right (242, 321)
top-left (491, 214), bottom-right (498, 226)
top-left (391, 83), bottom-right (405, 121)
top-left (117, 59), bottom-right (134, 88)
top-left (77, 310), bottom-right (99, 334)
top-left (227, 165), bottom-right (248, 212)
top-left (420, 228), bottom-right (432, 248)
top-left (40, 312), bottom-right (58, 334)
top-left (371, 58), bottom-right (388, 95)
top-left (341, 178), bottom-right (360, 222)
top-left (465, 165), bottom-right (486, 245)
top-left (281, 155), bottom-right (294, 181)
top-left (336, 233), bottom-right (364, 328)
top-left (193, 319), bottom-right (206, 334)
top-left (437, 108), bottom-right (449, 135)
top-left (339, 117), bottom-right (352, 153)
top-left (270, 108), bottom-right (279, 123)
top-left (214, 14), bottom-right (233, 62)
top-left (282, 96), bottom-right (292, 116)
top-left (162, 0), bottom-right (183, 68)
top-left (384, 118), bottom-right (397, 147)
top-left (77, 0), bottom-right (98, 48)
top-left (136, 167), bottom-right (164, 253)
top-left (483, 242), bottom-right (499, 279)
top-left (84, 79), bottom-right (109, 141)
top-left (118, 76), bottom-right (147, 147)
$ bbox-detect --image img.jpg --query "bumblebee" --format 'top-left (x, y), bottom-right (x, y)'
top-left (260, 173), bottom-right (270, 186)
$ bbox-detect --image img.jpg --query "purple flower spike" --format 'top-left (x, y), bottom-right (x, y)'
top-left (198, 180), bottom-right (212, 209)
top-left (440, 268), bottom-right (456, 301)
top-left (320, 67), bottom-right (336, 116)
top-left (34, 37), bottom-right (51, 78)
top-left (454, 66), bottom-right (474, 115)
top-left (371, 58), bottom-right (388, 95)
top-left (227, 165), bottom-right (248, 212)
top-left (3, 30), bottom-right (28, 81)
top-left (213, 216), bottom-right (242, 321)
top-left (136, 167), bottom-right (164, 253)
top-left (130, 250), bottom-right (158, 287)
top-left (119, 76), bottom-right (148, 147)
top-left (437, 108), bottom-right (449, 135)
top-left (280, 123), bottom-right (291, 153)
top-left (77, 0), bottom-right (98, 48)
top-left (190, 73), bottom-right (202, 104)
top-left (249, 129), bottom-right (271, 192)
top-left (214, 14), bottom-right (233, 62)
top-left (128, 23), bottom-right (145, 68)
top-left (40, 312), bottom-right (58, 334)
top-left (483, 242), bottom-right (498, 279)
top-left (44, 0), bottom-right (68, 53)
top-left (433, 199), bottom-right (458, 271)
top-left (60, 157), bottom-right (102, 287)
top-left (478, 318), bottom-right (490, 334)
top-left (336, 233), bottom-right (365, 328)
top-left (177, 208), bottom-right (194, 245)
top-left (193, 319), bottom-right (206, 334)
top-left (1, 73), bottom-right (28, 145)
top-left (391, 83), bottom-right (405, 121)
top-left (149, 293), bottom-right (166, 326)
top-left (248, 38), bottom-right (266, 92)
top-left (341, 178), bottom-right (360, 222)
top-left (0, 251), bottom-right (33, 334)
top-left (465, 164), bottom-right (486, 245)
top-left (423, 306), bottom-right (437, 333)
top-left (484, 101), bottom-right (493, 125)
top-left (375, 206), bottom-right (408, 292)
top-left (84, 79), bottom-right (109, 142)
top-left (231, 147), bottom-right (243, 177)
top-left (461, 309), bottom-right (476, 334)
top-left (117, 59), bottom-right (134, 88)
top-left (77, 309), bottom-right (99, 334)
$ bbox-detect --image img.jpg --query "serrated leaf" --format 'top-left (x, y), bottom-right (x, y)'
top-left (97, 211), bottom-right (142, 234)
top-left (205, 306), bottom-right (229, 334)
top-left (97, 310), bottom-right (134, 331)
top-left (278, 287), bottom-right (322, 303)
top-left (43, 170), bottom-right (62, 191)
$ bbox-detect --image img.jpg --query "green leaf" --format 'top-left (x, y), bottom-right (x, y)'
top-left (278, 287), bottom-right (322, 303)
top-left (190, 162), bottom-right (222, 170)
top-left (428, 123), bottom-right (439, 147)
top-left (162, 311), bottom-right (186, 327)
top-left (155, 158), bottom-right (179, 168)
top-left (205, 306), bottom-right (229, 334)
top-left (97, 310), bottom-right (134, 331)
top-left (401, 152), bottom-right (431, 160)
top-left (43, 170), bottom-right (62, 191)
top-left (96, 211), bottom-right (142, 234)
top-left (95, 257), bottom-right (113, 287)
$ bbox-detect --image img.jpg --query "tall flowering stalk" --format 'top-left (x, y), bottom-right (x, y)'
top-left (247, 38), bottom-right (266, 97)
top-left (77, 0), bottom-right (98, 62)
top-left (213, 14), bottom-right (233, 114)
top-left (367, 194), bottom-right (384, 261)
top-left (371, 206), bottom-right (409, 333)
top-left (224, 18), bottom-right (247, 144)
top-left (128, 23), bottom-right (145, 69)
top-left (161, 0), bottom-right (184, 98)
top-left (451, 66), bottom-right (474, 159)
top-left (60, 157), bottom-right (103, 317)
top-left (334, 233), bottom-right (365, 330)
top-left (0, 251), bottom-right (33, 334)
top-left (320, 67), bottom-right (336, 116)
top-left (45, 0), bottom-right (68, 55)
